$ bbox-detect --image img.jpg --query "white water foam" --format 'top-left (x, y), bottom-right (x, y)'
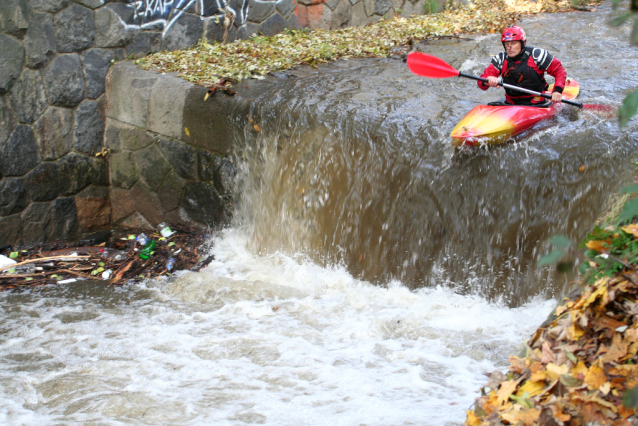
top-left (0, 229), bottom-right (556, 425)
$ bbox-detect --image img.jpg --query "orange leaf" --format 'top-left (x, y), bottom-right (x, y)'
top-left (585, 362), bottom-right (607, 390)
top-left (586, 240), bottom-right (607, 251)
top-left (601, 333), bottom-right (628, 363)
top-left (253, 124), bottom-right (260, 132)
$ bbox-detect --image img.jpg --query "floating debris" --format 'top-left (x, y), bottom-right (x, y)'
top-left (0, 226), bottom-right (214, 291)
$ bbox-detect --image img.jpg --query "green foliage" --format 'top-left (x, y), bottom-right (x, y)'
top-left (424, 0), bottom-right (440, 15)
top-left (537, 234), bottom-right (571, 267)
top-left (623, 387), bottom-right (638, 408)
top-left (619, 88), bottom-right (638, 128)
top-left (578, 225), bottom-right (638, 283)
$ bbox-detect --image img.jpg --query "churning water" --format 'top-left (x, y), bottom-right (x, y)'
top-left (3, 4), bottom-right (638, 425)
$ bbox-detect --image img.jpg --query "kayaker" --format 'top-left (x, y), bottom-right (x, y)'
top-left (478, 25), bottom-right (566, 106)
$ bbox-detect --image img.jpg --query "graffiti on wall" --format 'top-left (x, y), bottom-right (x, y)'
top-left (123, 0), bottom-right (279, 34)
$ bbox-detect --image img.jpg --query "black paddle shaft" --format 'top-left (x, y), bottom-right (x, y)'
top-left (458, 72), bottom-right (584, 108)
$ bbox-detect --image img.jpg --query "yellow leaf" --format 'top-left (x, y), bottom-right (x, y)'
top-left (622, 224), bottom-right (638, 238)
top-left (254, 123), bottom-right (260, 132)
top-left (572, 361), bottom-right (588, 379)
top-left (497, 380), bottom-right (518, 405)
top-left (466, 410), bottom-right (481, 426)
top-left (584, 362), bottom-right (606, 390)
top-left (516, 380), bottom-right (545, 397)
top-left (583, 282), bottom-right (607, 310)
top-left (546, 363), bottom-right (569, 380)
top-left (204, 92), bottom-right (210, 101)
top-left (599, 381), bottom-right (611, 395)
top-left (185, 127), bottom-right (190, 137)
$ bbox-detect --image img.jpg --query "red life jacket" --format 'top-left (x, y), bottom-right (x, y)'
top-left (491, 47), bottom-right (555, 104)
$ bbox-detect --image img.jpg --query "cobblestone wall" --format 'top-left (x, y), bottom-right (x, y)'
top-left (0, 0), bottom-right (443, 247)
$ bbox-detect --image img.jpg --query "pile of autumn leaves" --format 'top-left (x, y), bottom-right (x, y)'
top-left (138, 0), bottom-right (594, 87)
top-left (466, 226), bottom-right (638, 426)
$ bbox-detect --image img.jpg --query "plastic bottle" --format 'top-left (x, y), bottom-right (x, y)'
top-left (136, 233), bottom-right (148, 246)
top-left (166, 258), bottom-right (175, 271)
top-left (158, 222), bottom-right (173, 238)
top-left (139, 240), bottom-right (157, 260)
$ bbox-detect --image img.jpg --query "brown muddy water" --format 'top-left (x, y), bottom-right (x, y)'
top-left (2, 5), bottom-right (638, 425)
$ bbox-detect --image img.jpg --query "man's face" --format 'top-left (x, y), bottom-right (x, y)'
top-left (504, 40), bottom-right (522, 57)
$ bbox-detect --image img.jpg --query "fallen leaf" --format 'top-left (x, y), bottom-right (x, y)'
top-left (585, 362), bottom-right (607, 390)
top-left (497, 380), bottom-right (518, 405)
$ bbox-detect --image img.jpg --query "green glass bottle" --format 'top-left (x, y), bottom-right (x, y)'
top-left (139, 240), bottom-right (157, 260)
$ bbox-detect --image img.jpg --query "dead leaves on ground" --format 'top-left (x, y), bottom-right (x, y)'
top-left (137, 0), bottom-right (598, 88)
top-left (466, 274), bottom-right (638, 425)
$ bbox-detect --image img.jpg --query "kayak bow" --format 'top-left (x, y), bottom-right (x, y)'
top-left (450, 79), bottom-right (581, 146)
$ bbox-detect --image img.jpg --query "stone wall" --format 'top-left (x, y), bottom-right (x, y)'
top-left (0, 0), bottom-right (445, 247)
top-left (104, 62), bottom-right (253, 232)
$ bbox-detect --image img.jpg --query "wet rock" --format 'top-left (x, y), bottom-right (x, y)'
top-left (29, 0), bottom-right (72, 13)
top-left (332, 0), bottom-right (351, 28)
top-left (286, 13), bottom-right (299, 29)
top-left (73, 100), bottom-right (105, 155)
top-left (91, 156), bottom-right (109, 186)
top-left (125, 32), bottom-right (162, 58)
top-left (104, 119), bottom-right (121, 151)
top-left (50, 197), bottom-right (78, 241)
top-left (22, 202), bottom-right (53, 245)
top-left (375, 0), bottom-right (392, 14)
top-left (0, 34), bottom-right (25, 95)
top-left (119, 211), bottom-right (153, 230)
top-left (25, 162), bottom-right (59, 201)
top-left (58, 152), bottom-right (94, 195)
top-left (33, 106), bottom-right (73, 160)
top-left (120, 127), bottom-right (154, 151)
top-left (182, 181), bottom-right (223, 226)
top-left (3, 125), bottom-right (41, 176)
top-left (75, 185), bottom-right (110, 230)
top-left (148, 73), bottom-right (191, 139)
top-left (158, 170), bottom-right (185, 212)
top-left (161, 12), bottom-right (203, 51)
top-left (105, 62), bottom-right (159, 128)
top-left (135, 144), bottom-right (171, 192)
top-left (0, 0), bottom-right (29, 40)
top-left (158, 138), bottom-right (197, 180)
top-left (7, 68), bottom-right (48, 124)
top-left (42, 54), bottom-right (85, 107)
top-left (0, 214), bottom-right (22, 247)
top-left (110, 151), bottom-right (138, 189)
top-left (0, 177), bottom-right (28, 216)
top-left (277, 0), bottom-right (296, 18)
top-left (237, 22), bottom-right (259, 40)
top-left (213, 155), bottom-right (237, 197)
top-left (248, 2), bottom-right (276, 22)
top-left (203, 18), bottom-right (237, 44)
top-left (198, 151), bottom-right (215, 181)
top-left (259, 13), bottom-right (286, 36)
top-left (54, 4), bottom-right (95, 52)
top-left (109, 187), bottom-right (135, 223)
top-left (0, 96), bottom-right (17, 147)
top-left (74, 0), bottom-right (104, 9)
top-left (95, 3), bottom-right (135, 48)
top-left (129, 181), bottom-right (162, 225)
top-left (82, 48), bottom-right (114, 99)
top-left (24, 12), bottom-right (56, 69)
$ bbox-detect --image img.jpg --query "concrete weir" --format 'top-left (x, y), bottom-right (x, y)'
top-left (104, 61), bottom-right (263, 232)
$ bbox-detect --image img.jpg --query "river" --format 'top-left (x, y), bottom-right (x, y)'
top-left (2, 4), bottom-right (638, 425)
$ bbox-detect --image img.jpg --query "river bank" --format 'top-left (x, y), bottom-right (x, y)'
top-left (137, 0), bottom-right (599, 87)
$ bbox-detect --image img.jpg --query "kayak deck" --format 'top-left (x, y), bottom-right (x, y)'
top-left (451, 79), bottom-right (580, 146)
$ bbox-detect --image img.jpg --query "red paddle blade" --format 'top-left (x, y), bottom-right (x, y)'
top-left (582, 103), bottom-right (617, 118)
top-left (406, 52), bottom-right (460, 78)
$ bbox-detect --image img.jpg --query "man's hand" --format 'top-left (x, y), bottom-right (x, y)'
top-left (551, 92), bottom-right (562, 103)
top-left (486, 76), bottom-right (499, 88)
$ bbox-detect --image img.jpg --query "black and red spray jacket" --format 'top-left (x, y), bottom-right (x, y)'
top-left (478, 46), bottom-right (567, 105)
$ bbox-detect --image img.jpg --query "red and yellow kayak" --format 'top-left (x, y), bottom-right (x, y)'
top-left (450, 79), bottom-right (580, 146)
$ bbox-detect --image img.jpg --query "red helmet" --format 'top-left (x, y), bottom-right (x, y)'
top-left (501, 25), bottom-right (526, 48)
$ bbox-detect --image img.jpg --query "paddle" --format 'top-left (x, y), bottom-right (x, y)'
top-left (406, 52), bottom-right (615, 113)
